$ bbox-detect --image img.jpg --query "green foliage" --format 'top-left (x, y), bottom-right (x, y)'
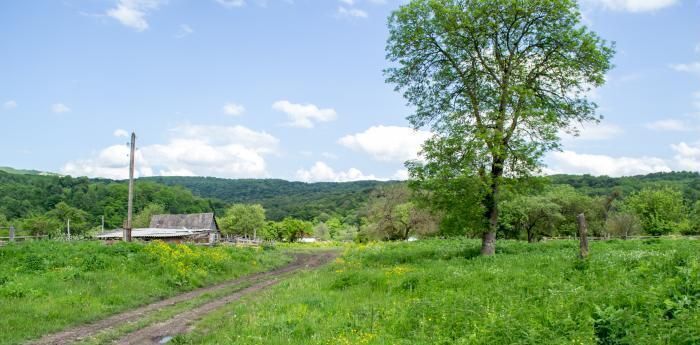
top-left (279, 218), bottom-right (313, 242)
top-left (0, 240), bottom-right (289, 344)
top-left (387, 0), bottom-right (614, 253)
top-left (362, 185), bottom-right (438, 241)
top-left (20, 214), bottom-right (63, 236)
top-left (132, 203), bottom-right (166, 228)
top-left (144, 176), bottom-right (397, 221)
top-left (0, 171), bottom-right (217, 232)
top-left (175, 239), bottom-right (700, 344)
top-left (219, 204), bottom-right (266, 237)
top-left (624, 187), bottom-right (688, 235)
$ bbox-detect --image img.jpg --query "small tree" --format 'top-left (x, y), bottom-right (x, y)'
top-left (279, 217), bottom-right (313, 242)
top-left (21, 213), bottom-right (63, 236)
top-left (624, 187), bottom-right (686, 235)
top-left (48, 202), bottom-right (90, 235)
top-left (132, 203), bottom-right (166, 228)
top-left (500, 195), bottom-right (563, 242)
top-left (219, 204), bottom-right (266, 239)
top-left (605, 212), bottom-right (641, 239)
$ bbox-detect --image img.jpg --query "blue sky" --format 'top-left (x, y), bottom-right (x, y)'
top-left (1, 0), bottom-right (699, 181)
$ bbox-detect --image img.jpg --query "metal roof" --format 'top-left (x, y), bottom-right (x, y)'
top-left (96, 228), bottom-right (214, 239)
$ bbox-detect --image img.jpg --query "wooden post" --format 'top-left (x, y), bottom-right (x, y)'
top-left (67, 219), bottom-right (71, 240)
top-left (577, 213), bottom-right (588, 259)
top-left (124, 132), bottom-right (136, 242)
top-left (9, 225), bottom-right (15, 242)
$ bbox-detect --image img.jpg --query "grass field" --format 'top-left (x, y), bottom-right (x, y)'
top-left (174, 239), bottom-right (700, 345)
top-left (0, 240), bottom-right (290, 345)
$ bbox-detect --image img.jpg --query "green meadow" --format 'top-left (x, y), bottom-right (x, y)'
top-left (174, 239), bottom-right (700, 345)
top-left (0, 241), bottom-right (290, 345)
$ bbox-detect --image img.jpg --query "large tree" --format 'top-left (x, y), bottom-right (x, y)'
top-left (386, 0), bottom-right (614, 255)
top-left (219, 204), bottom-right (266, 239)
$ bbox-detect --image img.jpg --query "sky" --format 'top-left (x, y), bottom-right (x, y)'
top-left (1, 0), bottom-right (699, 181)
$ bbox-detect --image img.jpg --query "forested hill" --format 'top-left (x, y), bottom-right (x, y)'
top-left (549, 171), bottom-right (700, 201)
top-left (143, 176), bottom-right (397, 221)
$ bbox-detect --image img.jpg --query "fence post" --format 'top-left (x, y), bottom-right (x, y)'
top-left (9, 225), bottom-right (15, 242)
top-left (577, 213), bottom-right (589, 259)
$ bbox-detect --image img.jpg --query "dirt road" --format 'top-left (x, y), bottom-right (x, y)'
top-left (31, 251), bottom-right (336, 345)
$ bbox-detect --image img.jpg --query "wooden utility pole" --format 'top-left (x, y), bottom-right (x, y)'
top-left (124, 132), bottom-right (136, 242)
top-left (577, 213), bottom-right (589, 259)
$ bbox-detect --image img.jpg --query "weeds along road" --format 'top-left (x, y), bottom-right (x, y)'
top-left (30, 251), bottom-right (338, 345)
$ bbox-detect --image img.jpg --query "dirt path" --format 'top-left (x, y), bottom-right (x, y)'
top-left (31, 251), bottom-right (336, 345)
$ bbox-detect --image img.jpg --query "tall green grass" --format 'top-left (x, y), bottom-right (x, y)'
top-left (175, 239), bottom-right (700, 345)
top-left (0, 240), bottom-right (289, 345)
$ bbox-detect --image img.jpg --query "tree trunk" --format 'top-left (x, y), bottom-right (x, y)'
top-left (527, 227), bottom-right (535, 243)
top-left (480, 158), bottom-right (503, 256)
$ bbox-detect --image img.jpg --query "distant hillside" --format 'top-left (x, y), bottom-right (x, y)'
top-left (549, 171), bottom-right (700, 201)
top-left (143, 176), bottom-right (398, 221)
top-left (0, 166), bottom-right (61, 176)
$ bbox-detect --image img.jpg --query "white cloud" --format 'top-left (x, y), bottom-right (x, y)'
top-left (339, 125), bottom-right (432, 162)
top-left (272, 100), bottom-right (337, 128)
top-left (2, 100), bottom-right (17, 110)
top-left (392, 169), bottom-right (409, 180)
top-left (671, 142), bottom-right (700, 171)
top-left (584, 0), bottom-right (677, 12)
top-left (107, 0), bottom-right (165, 31)
top-left (339, 0), bottom-right (355, 4)
top-left (216, 0), bottom-right (246, 8)
top-left (338, 6), bottom-right (368, 18)
top-left (51, 103), bottom-right (71, 113)
top-left (113, 129), bottom-right (130, 138)
top-left (175, 24), bottom-right (193, 38)
top-left (645, 119), bottom-right (690, 131)
top-left (546, 150), bottom-right (671, 176)
top-left (223, 102), bottom-right (245, 116)
top-left (561, 123), bottom-right (623, 141)
top-left (296, 161), bottom-right (377, 182)
top-left (671, 61), bottom-right (700, 75)
top-left (62, 124), bottom-right (278, 179)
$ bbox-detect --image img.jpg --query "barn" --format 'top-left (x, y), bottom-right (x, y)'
top-left (97, 212), bottom-right (221, 244)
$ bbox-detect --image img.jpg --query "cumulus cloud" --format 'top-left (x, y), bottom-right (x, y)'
top-left (546, 150), bottom-right (671, 177)
top-left (645, 119), bottom-right (690, 131)
top-left (51, 103), bottom-right (71, 113)
top-left (2, 100), bottom-right (17, 110)
top-left (295, 161), bottom-right (377, 182)
top-left (223, 102), bottom-right (245, 116)
top-left (272, 100), bottom-right (337, 128)
top-left (337, 6), bottom-right (368, 18)
top-left (62, 124), bottom-right (278, 179)
top-left (671, 142), bottom-right (700, 171)
top-left (339, 125), bottom-right (432, 162)
top-left (671, 61), bottom-right (700, 75)
top-left (583, 0), bottom-right (677, 12)
top-left (107, 0), bottom-right (166, 31)
top-left (113, 129), bottom-right (130, 138)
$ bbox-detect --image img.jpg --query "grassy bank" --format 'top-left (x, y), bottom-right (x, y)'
top-left (175, 239), bottom-right (700, 345)
top-left (0, 240), bottom-right (290, 345)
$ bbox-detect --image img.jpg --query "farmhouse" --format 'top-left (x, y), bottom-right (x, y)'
top-left (96, 212), bottom-right (221, 244)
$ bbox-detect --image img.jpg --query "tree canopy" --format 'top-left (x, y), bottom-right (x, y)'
top-left (387, 0), bottom-right (614, 254)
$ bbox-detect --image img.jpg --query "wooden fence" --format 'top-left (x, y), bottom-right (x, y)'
top-left (542, 235), bottom-right (700, 241)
